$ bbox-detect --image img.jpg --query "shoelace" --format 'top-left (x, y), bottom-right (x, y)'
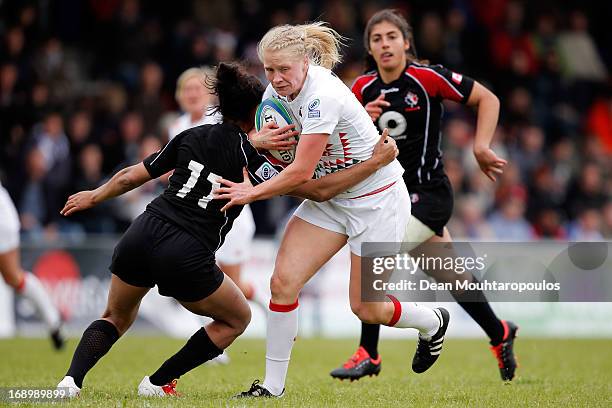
top-left (416, 337), bottom-right (433, 354)
top-left (242, 380), bottom-right (264, 396)
top-left (161, 379), bottom-right (180, 396)
top-left (343, 348), bottom-right (368, 369)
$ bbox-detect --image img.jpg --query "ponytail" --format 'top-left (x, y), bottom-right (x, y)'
top-left (258, 22), bottom-right (345, 70)
top-left (209, 62), bottom-right (264, 124)
top-left (301, 22), bottom-right (344, 69)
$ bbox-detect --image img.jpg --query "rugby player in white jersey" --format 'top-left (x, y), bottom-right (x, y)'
top-left (214, 22), bottom-right (451, 398)
top-left (0, 181), bottom-right (64, 349)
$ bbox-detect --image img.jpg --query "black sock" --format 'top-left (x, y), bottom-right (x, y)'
top-left (359, 323), bottom-right (381, 360)
top-left (149, 328), bottom-right (222, 386)
top-left (452, 279), bottom-right (504, 345)
top-left (66, 319), bottom-right (120, 388)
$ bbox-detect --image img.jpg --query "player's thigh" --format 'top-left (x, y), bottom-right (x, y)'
top-left (0, 187), bottom-right (21, 281)
top-left (179, 273), bottom-right (250, 330)
top-left (0, 248), bottom-right (23, 287)
top-left (272, 215), bottom-right (347, 298)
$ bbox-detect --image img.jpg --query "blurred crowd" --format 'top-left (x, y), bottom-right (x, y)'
top-left (0, 0), bottom-right (610, 242)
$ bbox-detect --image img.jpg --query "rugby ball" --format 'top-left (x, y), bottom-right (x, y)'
top-left (255, 98), bottom-right (301, 166)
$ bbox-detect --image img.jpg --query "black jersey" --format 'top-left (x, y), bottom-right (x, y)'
top-left (352, 62), bottom-right (474, 186)
top-left (143, 122), bottom-right (282, 253)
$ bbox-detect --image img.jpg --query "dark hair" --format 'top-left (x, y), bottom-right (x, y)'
top-left (363, 9), bottom-right (424, 72)
top-left (208, 62), bottom-right (264, 124)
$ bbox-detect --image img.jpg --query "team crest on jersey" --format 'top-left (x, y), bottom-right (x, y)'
top-left (308, 98), bottom-right (320, 118)
top-left (405, 92), bottom-right (419, 107)
top-left (255, 162), bottom-right (279, 181)
top-left (410, 193), bottom-right (419, 204)
top-left (452, 72), bottom-right (463, 84)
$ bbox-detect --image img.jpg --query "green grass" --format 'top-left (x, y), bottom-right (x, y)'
top-left (1, 337), bottom-right (611, 407)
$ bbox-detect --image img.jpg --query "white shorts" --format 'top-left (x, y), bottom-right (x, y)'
top-left (402, 214), bottom-right (436, 252)
top-left (216, 204), bottom-right (256, 265)
top-left (0, 185), bottom-right (20, 254)
top-left (294, 181), bottom-right (411, 256)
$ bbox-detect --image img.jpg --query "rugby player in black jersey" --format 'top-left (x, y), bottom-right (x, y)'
top-left (330, 9), bottom-right (518, 382)
top-left (55, 62), bottom-right (399, 398)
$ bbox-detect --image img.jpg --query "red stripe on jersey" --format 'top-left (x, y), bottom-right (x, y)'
top-left (407, 66), bottom-right (464, 102)
top-left (350, 182), bottom-right (396, 199)
top-left (351, 73), bottom-right (378, 104)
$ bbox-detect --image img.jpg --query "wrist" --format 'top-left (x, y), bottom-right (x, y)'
top-left (473, 144), bottom-right (489, 155)
top-left (366, 156), bottom-right (383, 170)
top-left (91, 190), bottom-right (102, 205)
top-left (249, 186), bottom-right (262, 202)
top-left (248, 134), bottom-right (263, 150)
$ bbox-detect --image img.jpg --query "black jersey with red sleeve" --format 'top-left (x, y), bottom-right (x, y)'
top-left (352, 62), bottom-right (474, 186)
top-left (142, 122), bottom-right (282, 253)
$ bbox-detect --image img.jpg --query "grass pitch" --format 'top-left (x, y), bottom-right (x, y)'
top-left (1, 337), bottom-right (611, 407)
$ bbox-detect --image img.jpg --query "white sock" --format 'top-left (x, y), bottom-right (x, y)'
top-left (262, 301), bottom-right (298, 396)
top-left (387, 296), bottom-right (440, 338)
top-left (18, 272), bottom-right (61, 330)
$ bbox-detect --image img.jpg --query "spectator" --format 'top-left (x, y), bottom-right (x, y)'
top-left (30, 112), bottom-right (72, 219)
top-left (557, 11), bottom-right (607, 82)
top-left (564, 162), bottom-right (608, 220)
top-left (19, 148), bottom-right (49, 240)
top-left (568, 208), bottom-right (604, 241)
top-left (70, 144), bottom-right (116, 233)
top-left (448, 195), bottom-right (495, 240)
top-left (488, 196), bottom-right (534, 240)
top-left (133, 61), bottom-right (167, 135)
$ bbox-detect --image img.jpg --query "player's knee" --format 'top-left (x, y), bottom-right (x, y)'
top-left (235, 304), bottom-right (251, 335)
top-left (269, 272), bottom-right (300, 303)
top-left (350, 303), bottom-right (378, 324)
top-left (2, 270), bottom-right (23, 289)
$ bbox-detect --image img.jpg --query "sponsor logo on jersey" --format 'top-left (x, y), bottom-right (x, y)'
top-left (255, 162), bottom-right (279, 181)
top-left (452, 72), bottom-right (463, 84)
top-left (381, 87), bottom-right (399, 94)
top-left (405, 91), bottom-right (419, 107)
top-left (308, 98), bottom-right (320, 118)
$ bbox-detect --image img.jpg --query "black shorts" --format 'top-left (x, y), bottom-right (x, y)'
top-left (407, 175), bottom-right (454, 237)
top-left (110, 212), bottom-right (224, 302)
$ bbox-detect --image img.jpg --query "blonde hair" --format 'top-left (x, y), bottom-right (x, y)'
top-left (175, 66), bottom-right (214, 101)
top-left (257, 22), bottom-right (345, 70)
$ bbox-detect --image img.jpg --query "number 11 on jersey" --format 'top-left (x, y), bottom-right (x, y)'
top-left (176, 160), bottom-right (220, 209)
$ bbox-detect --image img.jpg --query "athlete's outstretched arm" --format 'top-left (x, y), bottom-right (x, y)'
top-left (60, 163), bottom-right (152, 216)
top-left (466, 82), bottom-right (507, 182)
top-left (290, 129), bottom-right (397, 202)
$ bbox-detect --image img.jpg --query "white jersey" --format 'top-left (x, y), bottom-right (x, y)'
top-left (0, 182), bottom-right (20, 253)
top-left (263, 64), bottom-right (404, 199)
top-left (168, 107), bottom-right (223, 139)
